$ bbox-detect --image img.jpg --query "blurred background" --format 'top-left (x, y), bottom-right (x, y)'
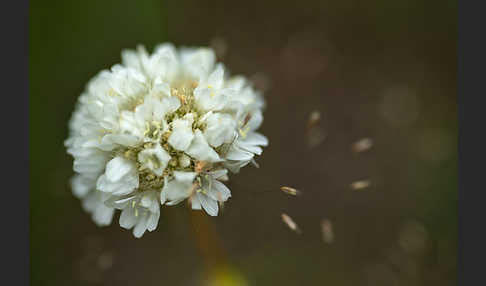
top-left (29, 0), bottom-right (457, 285)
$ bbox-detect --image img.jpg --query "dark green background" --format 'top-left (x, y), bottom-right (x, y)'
top-left (30, 0), bottom-right (457, 285)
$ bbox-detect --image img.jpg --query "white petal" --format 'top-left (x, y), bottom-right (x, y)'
top-left (173, 171), bottom-right (197, 182)
top-left (223, 160), bottom-right (251, 173)
top-left (160, 95), bottom-right (181, 115)
top-left (105, 156), bottom-right (134, 182)
top-left (208, 64), bottom-right (225, 89)
top-left (208, 169), bottom-right (228, 180)
top-left (225, 145), bottom-right (254, 161)
top-left (96, 173), bottom-right (138, 196)
top-left (105, 196), bottom-right (136, 209)
top-left (238, 143), bottom-right (263, 155)
top-left (203, 113), bottom-right (237, 147)
top-left (194, 87), bottom-right (227, 111)
top-left (73, 151), bottom-right (109, 174)
top-left (211, 180), bottom-right (231, 201)
top-left (180, 48), bottom-right (216, 79)
top-left (247, 110), bottom-right (263, 131)
top-left (152, 78), bottom-right (171, 97)
top-left (119, 111), bottom-right (143, 137)
top-left (186, 130), bottom-right (221, 162)
top-left (165, 197), bottom-right (186, 206)
top-left (163, 178), bottom-right (192, 203)
top-left (146, 211), bottom-right (160, 232)
top-left (140, 195), bottom-right (152, 208)
top-left (191, 196), bottom-right (202, 210)
top-left (92, 205), bottom-right (114, 226)
top-left (101, 134), bottom-right (139, 149)
top-left (70, 175), bottom-right (93, 198)
top-left (137, 144), bottom-right (171, 176)
top-left (119, 208), bottom-right (137, 229)
top-left (160, 177), bottom-right (168, 204)
top-left (121, 49), bottom-right (142, 70)
top-left (242, 132), bottom-right (268, 147)
top-left (168, 115), bottom-right (194, 151)
top-left (133, 217), bottom-right (148, 238)
top-left (225, 76), bottom-right (246, 91)
top-left (198, 193), bottom-right (219, 216)
top-left (109, 66), bottom-right (146, 96)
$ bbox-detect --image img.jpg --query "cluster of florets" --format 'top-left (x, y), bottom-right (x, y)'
top-left (65, 43), bottom-right (268, 237)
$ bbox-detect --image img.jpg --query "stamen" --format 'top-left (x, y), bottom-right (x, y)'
top-left (238, 126), bottom-right (250, 138)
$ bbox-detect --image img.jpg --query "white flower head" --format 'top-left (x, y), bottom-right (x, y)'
top-left (65, 43), bottom-right (268, 238)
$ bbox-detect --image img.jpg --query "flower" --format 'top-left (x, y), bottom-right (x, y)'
top-left (65, 43), bottom-right (268, 238)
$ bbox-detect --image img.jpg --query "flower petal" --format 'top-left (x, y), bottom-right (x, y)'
top-left (120, 208), bottom-right (137, 229)
top-left (105, 156), bottom-right (134, 182)
top-left (133, 216), bottom-right (148, 238)
top-left (197, 193), bottom-right (219, 216)
top-left (186, 130), bottom-right (221, 162)
top-left (168, 114), bottom-right (194, 151)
